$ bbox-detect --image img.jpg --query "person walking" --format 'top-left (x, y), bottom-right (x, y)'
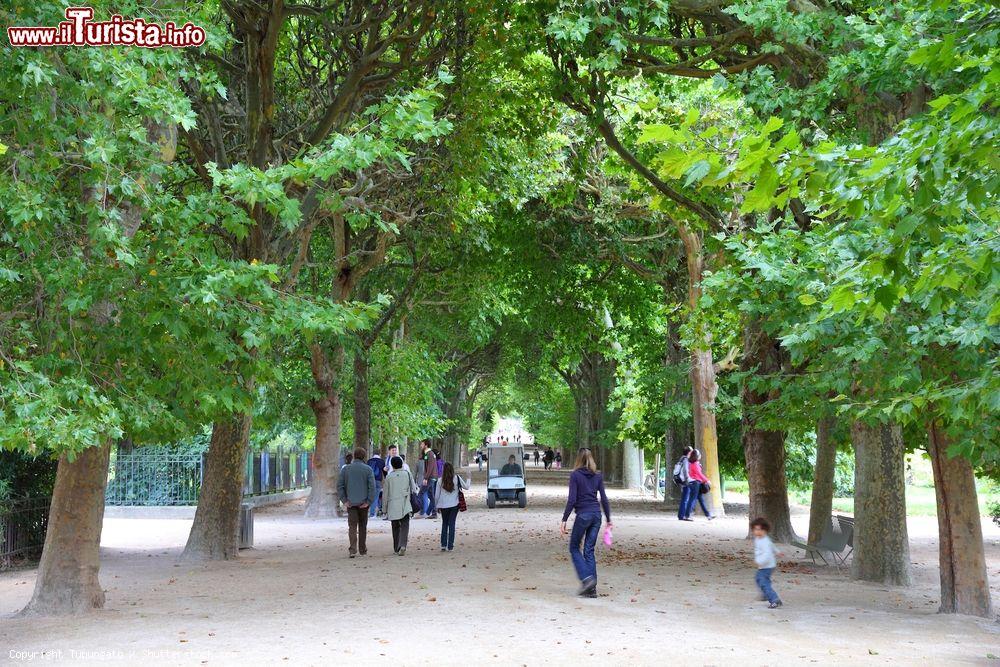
top-left (434, 461), bottom-right (469, 552)
top-left (560, 449), bottom-right (612, 598)
top-left (418, 440), bottom-right (438, 519)
top-left (367, 450), bottom-right (385, 518)
top-left (534, 450), bottom-right (540, 466)
top-left (337, 447), bottom-right (376, 558)
top-left (683, 449), bottom-right (714, 520)
top-left (554, 451), bottom-right (562, 469)
top-left (383, 456), bottom-right (419, 555)
top-left (675, 446), bottom-right (697, 521)
top-left (543, 448), bottom-right (554, 470)
top-left (751, 517), bottom-right (783, 608)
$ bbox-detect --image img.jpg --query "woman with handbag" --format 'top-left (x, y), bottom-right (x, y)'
top-left (434, 461), bottom-right (469, 552)
top-left (383, 456), bottom-right (419, 555)
top-left (683, 449), bottom-right (715, 520)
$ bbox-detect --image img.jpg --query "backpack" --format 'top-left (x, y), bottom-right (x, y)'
top-left (368, 457), bottom-right (383, 482)
top-left (672, 457), bottom-right (686, 485)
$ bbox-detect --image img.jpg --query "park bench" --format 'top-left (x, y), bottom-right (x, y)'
top-left (791, 515), bottom-right (854, 567)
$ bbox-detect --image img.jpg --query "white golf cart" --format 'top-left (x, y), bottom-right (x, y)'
top-left (485, 443), bottom-right (527, 508)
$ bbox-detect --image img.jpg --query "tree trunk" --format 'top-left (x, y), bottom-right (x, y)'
top-left (681, 227), bottom-right (724, 514)
top-left (305, 343), bottom-right (344, 518)
top-left (21, 442), bottom-right (111, 615)
top-left (663, 424), bottom-right (685, 509)
top-left (182, 414), bottom-right (252, 560)
top-left (807, 416), bottom-right (837, 545)
top-left (622, 440), bottom-right (642, 490)
top-left (927, 421), bottom-right (992, 617)
top-left (740, 318), bottom-right (794, 541)
top-left (851, 420), bottom-right (911, 585)
top-left (353, 347), bottom-right (371, 455)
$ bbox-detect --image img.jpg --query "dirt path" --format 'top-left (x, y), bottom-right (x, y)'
top-left (2, 475), bottom-right (998, 666)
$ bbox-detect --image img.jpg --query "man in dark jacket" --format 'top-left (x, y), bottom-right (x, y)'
top-left (337, 447), bottom-right (376, 557)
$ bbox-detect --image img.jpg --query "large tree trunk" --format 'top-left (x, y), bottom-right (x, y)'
top-left (927, 421), bottom-right (992, 617)
top-left (851, 420), bottom-right (911, 585)
top-left (21, 442), bottom-right (111, 616)
top-left (353, 347), bottom-right (371, 455)
top-left (807, 416), bottom-right (837, 545)
top-left (681, 227), bottom-right (724, 514)
top-left (182, 414), bottom-right (252, 560)
top-left (305, 343), bottom-right (344, 518)
top-left (740, 318), bottom-right (794, 541)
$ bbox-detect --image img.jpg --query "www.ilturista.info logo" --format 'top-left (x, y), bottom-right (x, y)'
top-left (7, 7), bottom-right (206, 48)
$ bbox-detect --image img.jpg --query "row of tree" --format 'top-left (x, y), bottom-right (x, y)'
top-left (1, 0), bottom-right (995, 618)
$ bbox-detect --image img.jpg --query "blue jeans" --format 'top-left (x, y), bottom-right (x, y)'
top-left (756, 567), bottom-right (780, 603)
top-left (569, 512), bottom-right (602, 583)
top-left (370, 481), bottom-right (383, 517)
top-left (419, 479), bottom-right (437, 515)
top-left (678, 481), bottom-right (699, 519)
top-left (683, 483), bottom-right (711, 518)
top-left (439, 506), bottom-right (459, 549)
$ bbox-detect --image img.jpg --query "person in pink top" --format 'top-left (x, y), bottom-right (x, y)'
top-left (682, 449), bottom-right (715, 520)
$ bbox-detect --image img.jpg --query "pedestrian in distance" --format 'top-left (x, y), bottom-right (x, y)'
top-left (418, 440), bottom-right (438, 519)
top-left (434, 461), bottom-right (469, 552)
top-left (674, 446), bottom-right (697, 521)
top-left (560, 448), bottom-right (612, 598)
top-left (366, 450), bottom-right (385, 518)
top-left (682, 449), bottom-right (714, 520)
top-left (751, 517), bottom-right (783, 608)
top-left (337, 447), bottom-right (376, 558)
top-left (383, 456), bottom-right (419, 555)
top-left (554, 451), bottom-right (562, 469)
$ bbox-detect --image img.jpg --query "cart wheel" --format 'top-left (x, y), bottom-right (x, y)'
top-left (517, 490), bottom-right (527, 508)
top-left (486, 491), bottom-right (496, 509)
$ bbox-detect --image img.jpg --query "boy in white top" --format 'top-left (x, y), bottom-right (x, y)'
top-left (751, 517), bottom-right (783, 608)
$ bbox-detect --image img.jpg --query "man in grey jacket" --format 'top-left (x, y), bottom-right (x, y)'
top-left (337, 447), bottom-right (377, 557)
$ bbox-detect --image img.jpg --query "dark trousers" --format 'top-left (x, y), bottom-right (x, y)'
top-left (678, 481), bottom-right (700, 519)
top-left (347, 506), bottom-right (369, 555)
top-left (439, 506), bottom-right (459, 549)
top-left (569, 512), bottom-right (601, 582)
top-left (682, 483), bottom-right (712, 517)
top-left (391, 515), bottom-right (410, 553)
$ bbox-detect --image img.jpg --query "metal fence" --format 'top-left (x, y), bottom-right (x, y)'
top-left (1, 497), bottom-right (50, 569)
top-left (105, 446), bottom-right (312, 506)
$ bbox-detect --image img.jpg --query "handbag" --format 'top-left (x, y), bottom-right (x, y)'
top-left (407, 472), bottom-right (421, 514)
top-left (700, 481), bottom-right (711, 495)
top-left (457, 476), bottom-right (467, 512)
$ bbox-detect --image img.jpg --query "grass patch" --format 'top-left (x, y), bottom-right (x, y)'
top-left (729, 480), bottom-right (999, 517)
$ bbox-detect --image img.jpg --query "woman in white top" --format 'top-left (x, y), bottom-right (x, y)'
top-left (434, 461), bottom-right (469, 552)
top-left (383, 456), bottom-right (419, 555)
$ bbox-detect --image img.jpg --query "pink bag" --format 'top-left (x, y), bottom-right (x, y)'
top-left (602, 526), bottom-right (613, 548)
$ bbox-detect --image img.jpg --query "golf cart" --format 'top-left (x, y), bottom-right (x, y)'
top-left (485, 443), bottom-right (527, 508)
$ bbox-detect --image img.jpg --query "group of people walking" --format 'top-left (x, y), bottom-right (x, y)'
top-left (339, 440), bottom-right (780, 608)
top-left (337, 440), bottom-right (470, 557)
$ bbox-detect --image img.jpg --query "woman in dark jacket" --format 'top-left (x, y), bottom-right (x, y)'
top-left (560, 449), bottom-right (612, 598)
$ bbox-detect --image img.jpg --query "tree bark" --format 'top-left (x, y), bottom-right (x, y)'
top-left (21, 442), bottom-right (111, 615)
top-left (622, 440), bottom-right (642, 490)
top-left (740, 318), bottom-right (794, 541)
top-left (182, 414), bottom-right (252, 560)
top-left (353, 347), bottom-right (371, 455)
top-left (851, 420), bottom-right (911, 585)
top-left (807, 416), bottom-right (837, 545)
top-left (927, 421), bottom-right (992, 617)
top-left (681, 227), bottom-right (724, 513)
top-left (305, 343), bottom-right (344, 518)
